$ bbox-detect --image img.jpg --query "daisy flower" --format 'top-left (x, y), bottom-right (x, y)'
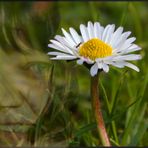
top-left (48, 21), bottom-right (142, 76)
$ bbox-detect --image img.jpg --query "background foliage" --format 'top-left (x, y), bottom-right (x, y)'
top-left (0, 1), bottom-right (147, 147)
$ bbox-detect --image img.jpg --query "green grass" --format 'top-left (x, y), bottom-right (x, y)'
top-left (0, 1), bottom-right (147, 147)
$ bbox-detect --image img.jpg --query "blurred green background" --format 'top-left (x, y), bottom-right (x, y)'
top-left (0, 1), bottom-right (147, 147)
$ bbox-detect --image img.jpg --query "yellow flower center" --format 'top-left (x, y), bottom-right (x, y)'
top-left (79, 38), bottom-right (112, 60)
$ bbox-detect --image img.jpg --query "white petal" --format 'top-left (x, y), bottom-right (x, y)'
top-left (97, 62), bottom-right (103, 69)
top-left (128, 44), bottom-right (140, 50)
top-left (47, 52), bottom-right (72, 56)
top-left (125, 37), bottom-right (136, 45)
top-left (51, 55), bottom-right (77, 60)
top-left (69, 27), bottom-right (82, 44)
top-left (119, 45), bottom-right (141, 54)
top-left (124, 62), bottom-right (140, 72)
top-left (77, 59), bottom-right (84, 65)
top-left (100, 26), bottom-right (105, 40)
top-left (87, 21), bottom-right (95, 39)
top-left (94, 22), bottom-right (101, 39)
top-left (113, 31), bottom-right (132, 50)
top-left (50, 40), bottom-right (65, 50)
top-left (48, 44), bottom-right (65, 52)
top-left (48, 43), bottom-right (73, 55)
top-left (90, 63), bottom-right (98, 77)
top-left (77, 57), bottom-right (94, 64)
top-left (80, 24), bottom-right (89, 42)
top-left (102, 24), bottom-right (111, 42)
top-left (85, 59), bottom-right (94, 64)
top-left (104, 59), bottom-right (125, 68)
top-left (54, 35), bottom-right (77, 55)
top-left (119, 37), bottom-right (136, 51)
top-left (55, 35), bottom-right (73, 49)
top-left (104, 60), bottom-right (140, 72)
top-left (111, 61), bottom-right (125, 68)
top-left (110, 27), bottom-right (123, 47)
top-left (61, 28), bottom-right (76, 47)
top-left (62, 37), bottom-right (78, 52)
top-left (112, 54), bottom-right (142, 61)
top-left (102, 63), bottom-right (109, 73)
top-left (105, 24), bottom-right (115, 44)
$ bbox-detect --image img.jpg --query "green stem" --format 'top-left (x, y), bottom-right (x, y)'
top-left (91, 73), bottom-right (111, 146)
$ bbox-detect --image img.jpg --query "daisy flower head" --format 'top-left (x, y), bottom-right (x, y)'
top-left (48, 21), bottom-right (142, 76)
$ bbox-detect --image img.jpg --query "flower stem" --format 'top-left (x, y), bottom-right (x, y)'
top-left (91, 73), bottom-right (111, 146)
